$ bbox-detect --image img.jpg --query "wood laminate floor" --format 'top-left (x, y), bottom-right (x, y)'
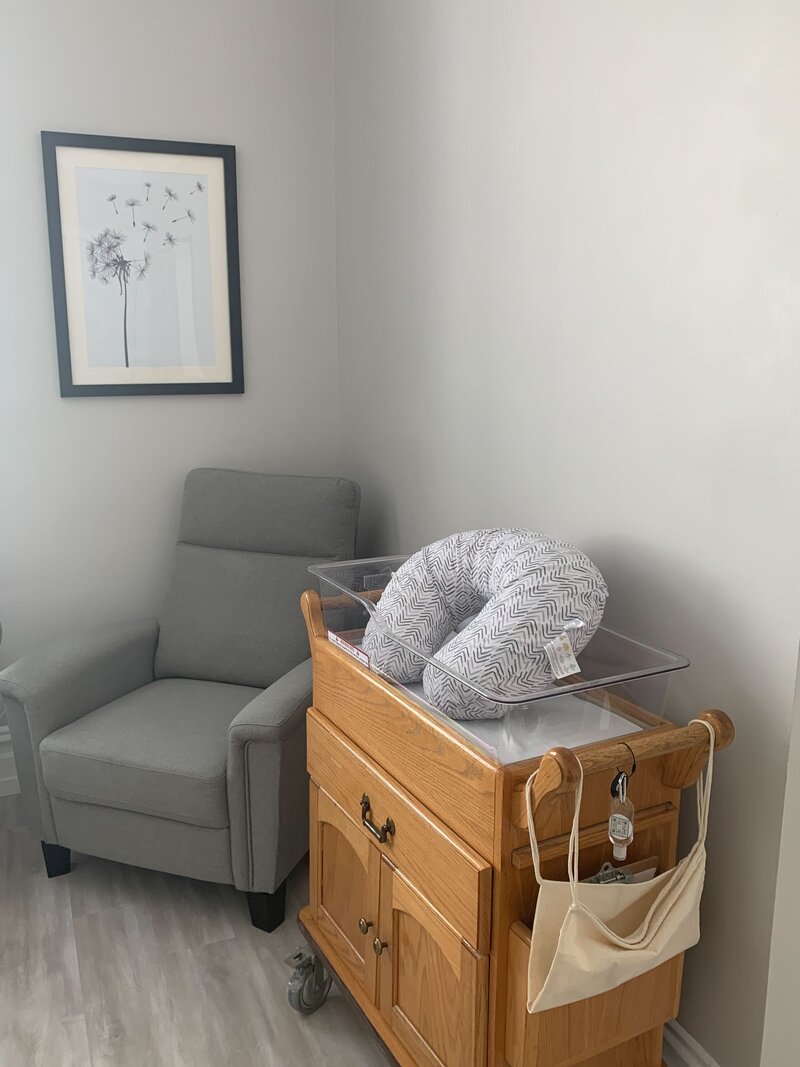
top-left (0, 794), bottom-right (387, 1067)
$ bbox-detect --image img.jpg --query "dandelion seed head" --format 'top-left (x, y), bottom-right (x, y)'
top-left (125, 198), bottom-right (141, 208)
top-left (86, 228), bottom-right (135, 287)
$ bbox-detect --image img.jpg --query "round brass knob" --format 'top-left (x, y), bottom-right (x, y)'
top-left (372, 937), bottom-right (388, 956)
top-left (358, 917), bottom-right (373, 935)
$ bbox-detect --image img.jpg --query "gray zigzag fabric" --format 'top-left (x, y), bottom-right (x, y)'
top-left (361, 529), bottom-right (608, 720)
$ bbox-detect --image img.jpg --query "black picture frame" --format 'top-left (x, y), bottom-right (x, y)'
top-left (41, 131), bottom-right (244, 397)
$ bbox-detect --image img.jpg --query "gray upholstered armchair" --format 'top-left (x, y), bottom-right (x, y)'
top-left (0, 469), bottom-right (360, 932)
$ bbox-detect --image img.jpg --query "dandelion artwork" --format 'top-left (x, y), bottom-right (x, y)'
top-left (78, 170), bottom-right (212, 371)
top-left (42, 131), bottom-right (243, 396)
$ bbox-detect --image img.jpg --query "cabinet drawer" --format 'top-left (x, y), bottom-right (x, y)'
top-left (504, 922), bottom-right (681, 1067)
top-left (312, 639), bottom-right (496, 862)
top-left (308, 708), bottom-right (492, 952)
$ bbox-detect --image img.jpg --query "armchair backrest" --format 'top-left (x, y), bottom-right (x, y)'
top-left (154, 469), bottom-right (360, 689)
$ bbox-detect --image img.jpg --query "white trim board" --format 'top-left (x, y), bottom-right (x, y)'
top-left (664, 1021), bottom-right (721, 1067)
top-left (0, 724), bottom-right (19, 797)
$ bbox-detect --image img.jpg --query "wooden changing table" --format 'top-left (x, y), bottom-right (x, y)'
top-left (298, 590), bottom-right (734, 1067)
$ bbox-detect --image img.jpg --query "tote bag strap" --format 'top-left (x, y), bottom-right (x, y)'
top-left (525, 761), bottom-right (585, 898)
top-left (690, 717), bottom-right (716, 848)
top-left (525, 718), bottom-right (715, 902)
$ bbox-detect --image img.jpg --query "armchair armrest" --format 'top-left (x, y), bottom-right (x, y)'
top-left (227, 658), bottom-right (312, 893)
top-left (0, 618), bottom-right (158, 840)
top-left (227, 658), bottom-right (311, 745)
top-left (0, 617), bottom-right (159, 733)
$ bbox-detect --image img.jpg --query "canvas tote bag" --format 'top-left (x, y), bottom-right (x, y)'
top-left (526, 719), bottom-right (715, 1013)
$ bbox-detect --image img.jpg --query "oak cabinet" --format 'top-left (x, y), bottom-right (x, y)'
top-left (300, 588), bottom-right (732, 1067)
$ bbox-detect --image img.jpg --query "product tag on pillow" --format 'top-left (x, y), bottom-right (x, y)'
top-left (544, 631), bottom-right (580, 679)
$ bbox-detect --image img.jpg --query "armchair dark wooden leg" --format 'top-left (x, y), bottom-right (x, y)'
top-left (41, 841), bottom-right (71, 878)
top-left (247, 880), bottom-right (287, 932)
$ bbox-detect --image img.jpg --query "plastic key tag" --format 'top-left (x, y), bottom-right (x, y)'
top-left (609, 771), bottom-right (635, 862)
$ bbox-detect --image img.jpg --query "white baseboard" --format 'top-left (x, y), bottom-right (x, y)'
top-left (0, 724), bottom-right (19, 797)
top-left (664, 1021), bottom-right (721, 1067)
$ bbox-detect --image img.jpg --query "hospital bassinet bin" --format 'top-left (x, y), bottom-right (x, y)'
top-left (295, 559), bottom-right (734, 1067)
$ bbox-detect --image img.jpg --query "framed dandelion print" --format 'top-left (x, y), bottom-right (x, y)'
top-left (41, 131), bottom-right (243, 396)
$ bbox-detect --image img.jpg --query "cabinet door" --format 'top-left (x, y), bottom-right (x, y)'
top-left (312, 784), bottom-right (381, 999)
top-left (377, 859), bottom-right (489, 1067)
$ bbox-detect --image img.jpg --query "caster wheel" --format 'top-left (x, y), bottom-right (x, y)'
top-left (287, 952), bottom-right (332, 1014)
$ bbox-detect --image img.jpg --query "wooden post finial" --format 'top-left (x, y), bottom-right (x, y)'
top-left (301, 589), bottom-right (327, 646)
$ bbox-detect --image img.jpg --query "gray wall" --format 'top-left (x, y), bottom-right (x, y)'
top-left (0, 0), bottom-right (340, 666)
top-left (333, 3), bottom-right (800, 1065)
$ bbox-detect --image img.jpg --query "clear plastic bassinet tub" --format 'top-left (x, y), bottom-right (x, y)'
top-left (308, 557), bottom-right (689, 766)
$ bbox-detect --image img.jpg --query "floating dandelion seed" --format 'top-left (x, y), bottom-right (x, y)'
top-left (172, 208), bottom-right (196, 225)
top-left (107, 193), bottom-right (119, 215)
top-left (190, 181), bottom-right (205, 196)
top-left (162, 231), bottom-right (177, 247)
top-left (136, 251), bottom-right (152, 280)
top-left (142, 220), bottom-right (158, 242)
top-left (162, 187), bottom-right (178, 210)
top-left (144, 181), bottom-right (152, 202)
top-left (125, 197), bottom-right (141, 227)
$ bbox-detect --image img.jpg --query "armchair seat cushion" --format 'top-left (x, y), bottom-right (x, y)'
top-left (40, 679), bottom-right (261, 828)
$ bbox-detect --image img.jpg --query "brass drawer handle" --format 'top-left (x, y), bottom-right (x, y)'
top-left (360, 794), bottom-right (395, 844)
top-left (372, 936), bottom-right (388, 956)
top-left (358, 917), bottom-right (373, 935)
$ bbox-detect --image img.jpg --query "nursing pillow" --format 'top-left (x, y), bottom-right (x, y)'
top-left (361, 529), bottom-right (608, 720)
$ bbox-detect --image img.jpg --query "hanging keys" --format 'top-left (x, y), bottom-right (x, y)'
top-left (609, 770), bottom-right (635, 862)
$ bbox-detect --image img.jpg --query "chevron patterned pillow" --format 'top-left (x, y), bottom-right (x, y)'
top-left (361, 529), bottom-right (608, 719)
